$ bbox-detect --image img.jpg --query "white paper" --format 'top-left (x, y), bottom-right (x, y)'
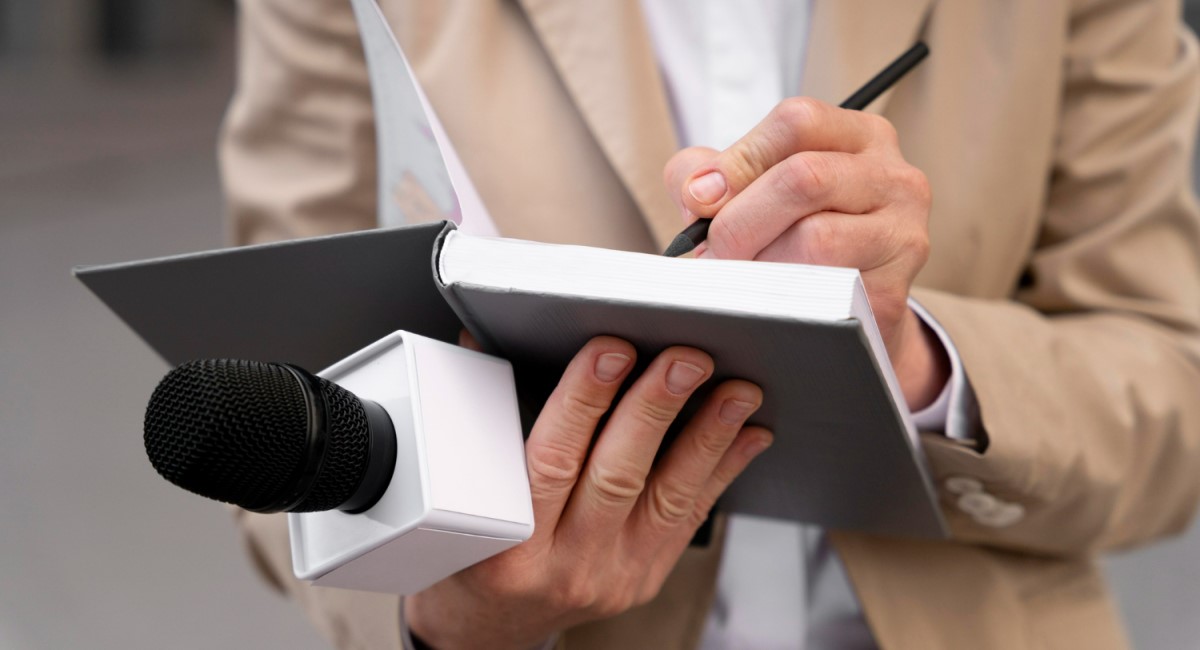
top-left (349, 0), bottom-right (498, 236)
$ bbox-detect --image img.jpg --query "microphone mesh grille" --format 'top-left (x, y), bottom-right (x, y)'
top-left (144, 359), bottom-right (372, 512)
top-left (295, 378), bottom-right (370, 512)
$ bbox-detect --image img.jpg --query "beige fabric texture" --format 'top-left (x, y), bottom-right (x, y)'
top-left (218, 0), bottom-right (1200, 648)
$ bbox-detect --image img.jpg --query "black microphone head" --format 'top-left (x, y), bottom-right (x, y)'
top-left (144, 359), bottom-right (372, 513)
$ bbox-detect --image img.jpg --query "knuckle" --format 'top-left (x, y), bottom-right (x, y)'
top-left (588, 463), bottom-right (646, 505)
top-left (708, 214), bottom-right (755, 259)
top-left (690, 499), bottom-right (717, 530)
top-left (910, 166), bottom-right (932, 199)
top-left (691, 427), bottom-right (733, 458)
top-left (633, 394), bottom-right (681, 428)
top-left (910, 230), bottom-right (931, 265)
top-left (648, 480), bottom-right (695, 527)
top-left (795, 214), bottom-right (839, 264)
top-left (526, 441), bottom-right (583, 488)
top-left (781, 154), bottom-right (834, 205)
top-left (708, 460), bottom-right (742, 492)
top-left (556, 576), bottom-right (599, 612)
top-left (724, 137), bottom-right (772, 188)
top-left (775, 96), bottom-right (823, 129)
top-left (560, 389), bottom-right (613, 426)
top-left (867, 113), bottom-right (899, 146)
top-left (894, 164), bottom-right (931, 206)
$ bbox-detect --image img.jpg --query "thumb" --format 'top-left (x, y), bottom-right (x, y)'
top-left (458, 328), bottom-right (484, 352)
top-left (663, 146), bottom-right (719, 224)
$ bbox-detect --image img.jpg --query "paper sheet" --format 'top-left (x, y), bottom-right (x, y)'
top-left (350, 0), bottom-right (498, 237)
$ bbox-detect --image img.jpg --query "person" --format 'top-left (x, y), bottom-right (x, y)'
top-left (219, 0), bottom-right (1200, 648)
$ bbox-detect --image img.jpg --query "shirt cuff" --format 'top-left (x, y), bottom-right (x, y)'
top-left (907, 297), bottom-right (979, 444)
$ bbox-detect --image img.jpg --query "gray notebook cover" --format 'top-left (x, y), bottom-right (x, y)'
top-left (438, 279), bottom-right (947, 540)
top-left (74, 223), bottom-right (462, 371)
top-left (77, 222), bottom-right (947, 539)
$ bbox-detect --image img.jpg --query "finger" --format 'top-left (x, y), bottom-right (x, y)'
top-left (663, 146), bottom-right (720, 221)
top-left (630, 379), bottom-right (762, 541)
top-left (753, 210), bottom-right (928, 273)
top-left (753, 211), bottom-right (896, 269)
top-left (702, 152), bottom-right (893, 260)
top-left (524, 337), bottom-right (636, 534)
top-left (692, 426), bottom-right (773, 533)
top-left (681, 98), bottom-right (898, 217)
top-left (759, 211), bottom-right (929, 343)
top-left (638, 426), bottom-right (774, 601)
top-left (557, 347), bottom-right (714, 549)
top-left (458, 328), bottom-right (483, 352)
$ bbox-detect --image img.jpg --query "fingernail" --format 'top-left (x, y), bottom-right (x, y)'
top-left (697, 247), bottom-right (716, 259)
top-left (688, 171), bottom-right (727, 205)
top-left (718, 399), bottom-right (758, 425)
top-left (595, 353), bottom-right (632, 382)
top-left (665, 361), bottom-right (706, 395)
top-left (743, 434), bottom-right (773, 459)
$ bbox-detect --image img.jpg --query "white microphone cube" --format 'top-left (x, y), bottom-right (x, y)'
top-left (288, 331), bottom-right (534, 594)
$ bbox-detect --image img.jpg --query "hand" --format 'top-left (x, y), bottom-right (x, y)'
top-left (406, 336), bottom-right (773, 649)
top-left (663, 97), bottom-right (947, 409)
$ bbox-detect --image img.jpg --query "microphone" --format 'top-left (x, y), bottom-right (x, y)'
top-left (139, 331), bottom-right (533, 595)
top-left (144, 359), bottom-right (397, 514)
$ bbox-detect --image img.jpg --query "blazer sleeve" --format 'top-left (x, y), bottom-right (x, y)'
top-left (231, 508), bottom-right (407, 649)
top-left (913, 0), bottom-right (1200, 556)
top-left (219, 0), bottom-right (378, 245)
top-left (218, 1), bottom-right (412, 648)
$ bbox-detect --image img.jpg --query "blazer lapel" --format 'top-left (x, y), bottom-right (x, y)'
top-left (801, 0), bottom-right (935, 115)
top-left (515, 0), bottom-right (683, 249)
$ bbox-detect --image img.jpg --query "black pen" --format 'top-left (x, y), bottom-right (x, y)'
top-left (662, 41), bottom-right (930, 258)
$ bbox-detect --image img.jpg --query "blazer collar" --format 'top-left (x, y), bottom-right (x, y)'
top-left (516, 0), bottom-right (935, 249)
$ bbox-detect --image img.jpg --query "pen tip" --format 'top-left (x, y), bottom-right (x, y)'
top-left (663, 234), bottom-right (697, 258)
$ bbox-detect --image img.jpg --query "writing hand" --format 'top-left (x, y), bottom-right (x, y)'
top-left (664, 98), bottom-right (947, 409)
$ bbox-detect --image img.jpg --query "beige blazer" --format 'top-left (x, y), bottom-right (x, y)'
top-left (220, 0), bottom-right (1200, 648)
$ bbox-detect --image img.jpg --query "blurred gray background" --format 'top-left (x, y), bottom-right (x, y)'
top-left (2, 1), bottom-right (1199, 649)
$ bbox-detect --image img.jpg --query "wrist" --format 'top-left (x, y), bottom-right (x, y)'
top-left (405, 587), bottom-right (558, 650)
top-left (891, 307), bottom-right (951, 411)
